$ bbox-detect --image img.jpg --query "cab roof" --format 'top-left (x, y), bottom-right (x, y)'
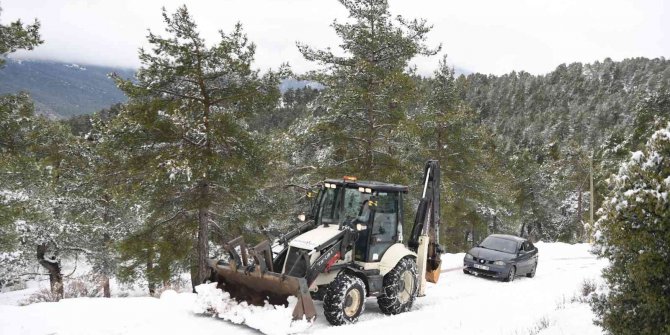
top-left (323, 178), bottom-right (409, 193)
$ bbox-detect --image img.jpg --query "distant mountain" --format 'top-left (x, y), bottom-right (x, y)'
top-left (0, 59), bottom-right (468, 118)
top-left (0, 60), bottom-right (317, 118)
top-left (0, 59), bottom-right (135, 118)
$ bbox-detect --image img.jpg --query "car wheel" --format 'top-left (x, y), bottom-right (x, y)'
top-left (526, 261), bottom-right (537, 278)
top-left (463, 268), bottom-right (470, 275)
top-left (504, 266), bottom-right (516, 282)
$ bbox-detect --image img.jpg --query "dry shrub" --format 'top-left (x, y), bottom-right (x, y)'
top-left (20, 274), bottom-right (106, 305)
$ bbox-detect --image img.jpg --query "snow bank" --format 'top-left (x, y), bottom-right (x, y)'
top-left (537, 304), bottom-right (603, 335)
top-left (1, 242), bottom-right (607, 335)
top-left (193, 283), bottom-right (311, 335)
top-left (0, 291), bottom-right (256, 335)
top-left (534, 241), bottom-right (595, 260)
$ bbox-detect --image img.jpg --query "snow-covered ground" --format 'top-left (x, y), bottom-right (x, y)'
top-left (0, 242), bottom-right (607, 335)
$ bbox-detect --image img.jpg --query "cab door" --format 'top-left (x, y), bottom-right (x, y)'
top-left (366, 192), bottom-right (400, 262)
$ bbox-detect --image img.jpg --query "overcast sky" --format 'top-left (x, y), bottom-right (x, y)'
top-left (2, 0), bottom-right (668, 75)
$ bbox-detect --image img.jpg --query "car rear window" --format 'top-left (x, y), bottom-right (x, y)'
top-left (479, 237), bottom-right (518, 254)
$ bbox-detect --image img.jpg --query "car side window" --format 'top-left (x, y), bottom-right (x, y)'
top-left (521, 242), bottom-right (528, 252)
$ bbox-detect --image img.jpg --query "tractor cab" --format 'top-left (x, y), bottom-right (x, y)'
top-left (312, 177), bottom-right (408, 263)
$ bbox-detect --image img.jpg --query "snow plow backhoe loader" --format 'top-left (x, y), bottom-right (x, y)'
top-left (204, 160), bottom-right (443, 326)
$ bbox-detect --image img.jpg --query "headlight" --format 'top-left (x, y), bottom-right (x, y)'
top-left (493, 260), bottom-right (506, 266)
top-left (465, 254), bottom-right (473, 260)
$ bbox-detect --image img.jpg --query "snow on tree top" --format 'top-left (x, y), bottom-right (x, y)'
top-left (630, 151), bottom-right (644, 163)
top-left (650, 127), bottom-right (670, 142)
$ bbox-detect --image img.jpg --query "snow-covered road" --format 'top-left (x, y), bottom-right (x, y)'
top-left (0, 242), bottom-right (607, 335)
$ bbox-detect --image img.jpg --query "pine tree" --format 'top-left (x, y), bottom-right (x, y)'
top-left (591, 122), bottom-right (670, 335)
top-left (0, 93), bottom-right (36, 288)
top-left (0, 6), bottom-right (42, 67)
top-left (111, 5), bottom-right (285, 287)
top-left (297, 0), bottom-right (439, 182)
top-left (1, 9), bottom-right (114, 297)
top-left (1, 106), bottom-right (100, 299)
top-left (408, 56), bottom-right (514, 249)
top-left (0, 6), bottom-right (43, 253)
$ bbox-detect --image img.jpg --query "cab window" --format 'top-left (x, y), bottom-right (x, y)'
top-left (317, 187), bottom-right (340, 225)
top-left (367, 192), bottom-right (399, 261)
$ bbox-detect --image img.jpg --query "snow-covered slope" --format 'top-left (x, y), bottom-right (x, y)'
top-left (0, 242), bottom-right (607, 335)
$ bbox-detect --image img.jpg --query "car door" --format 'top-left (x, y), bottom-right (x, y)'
top-left (527, 241), bottom-right (539, 269)
top-left (516, 241), bottom-right (532, 273)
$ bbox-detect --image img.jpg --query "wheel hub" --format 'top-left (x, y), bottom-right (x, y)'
top-left (343, 289), bottom-right (361, 318)
top-left (399, 271), bottom-right (414, 303)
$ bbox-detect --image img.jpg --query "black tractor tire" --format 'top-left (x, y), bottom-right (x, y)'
top-left (504, 265), bottom-right (516, 282)
top-left (527, 261), bottom-right (538, 278)
top-left (323, 273), bottom-right (367, 325)
top-left (378, 257), bottom-right (419, 315)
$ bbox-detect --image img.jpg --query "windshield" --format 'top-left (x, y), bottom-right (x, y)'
top-left (316, 186), bottom-right (371, 226)
top-left (479, 236), bottom-right (518, 254)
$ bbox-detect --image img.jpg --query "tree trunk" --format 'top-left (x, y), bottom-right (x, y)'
top-left (190, 259), bottom-right (198, 293)
top-left (577, 184), bottom-right (583, 241)
top-left (471, 220), bottom-right (476, 246)
top-left (147, 245), bottom-right (155, 296)
top-left (196, 182), bottom-right (210, 288)
top-left (101, 195), bottom-right (112, 297)
top-left (36, 243), bottom-right (63, 300)
top-left (589, 153), bottom-right (595, 243)
top-left (436, 126), bottom-right (442, 156)
top-left (101, 275), bottom-right (110, 298)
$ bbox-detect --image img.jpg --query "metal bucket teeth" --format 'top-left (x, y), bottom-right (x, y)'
top-left (209, 236), bottom-right (317, 321)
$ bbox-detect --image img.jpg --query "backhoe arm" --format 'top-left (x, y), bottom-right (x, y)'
top-left (408, 160), bottom-right (444, 295)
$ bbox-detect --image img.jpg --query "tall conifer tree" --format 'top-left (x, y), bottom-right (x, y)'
top-left (112, 6), bottom-right (285, 286)
top-left (297, 0), bottom-right (439, 182)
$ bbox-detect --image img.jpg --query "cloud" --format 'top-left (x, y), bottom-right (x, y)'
top-left (2, 0), bottom-right (668, 75)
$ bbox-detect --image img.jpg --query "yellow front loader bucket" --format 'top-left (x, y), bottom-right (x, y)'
top-left (206, 237), bottom-right (317, 322)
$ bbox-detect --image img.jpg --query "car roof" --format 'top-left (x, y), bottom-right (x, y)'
top-left (323, 178), bottom-right (409, 193)
top-left (487, 234), bottom-right (526, 243)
